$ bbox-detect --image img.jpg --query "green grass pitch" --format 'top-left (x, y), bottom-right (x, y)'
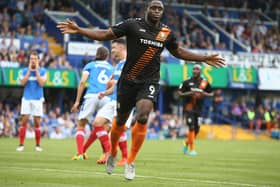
top-left (0, 138), bottom-right (279, 187)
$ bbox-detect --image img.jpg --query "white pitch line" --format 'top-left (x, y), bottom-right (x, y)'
top-left (0, 166), bottom-right (270, 187)
top-left (129, 173), bottom-right (270, 187)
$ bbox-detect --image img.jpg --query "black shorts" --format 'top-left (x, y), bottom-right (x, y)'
top-left (185, 111), bottom-right (201, 131)
top-left (116, 78), bottom-right (160, 114)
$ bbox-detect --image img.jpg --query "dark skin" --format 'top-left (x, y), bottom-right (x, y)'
top-left (57, 0), bottom-right (225, 125)
top-left (178, 67), bottom-right (214, 97)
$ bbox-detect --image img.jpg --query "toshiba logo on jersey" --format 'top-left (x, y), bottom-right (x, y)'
top-left (140, 39), bottom-right (163, 48)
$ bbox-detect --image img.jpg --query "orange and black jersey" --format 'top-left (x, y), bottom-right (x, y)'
top-left (179, 77), bottom-right (212, 114)
top-left (111, 18), bottom-right (178, 83)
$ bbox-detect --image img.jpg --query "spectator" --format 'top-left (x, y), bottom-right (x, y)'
top-left (215, 42), bottom-right (227, 50)
top-left (58, 55), bottom-right (72, 69)
top-left (0, 40), bottom-right (7, 51)
top-left (82, 52), bottom-right (91, 66)
top-left (47, 110), bottom-right (58, 136)
top-left (256, 105), bottom-right (265, 131)
top-left (8, 39), bottom-right (18, 52)
top-left (264, 106), bottom-right (272, 133)
top-left (247, 106), bottom-right (256, 130)
top-left (50, 126), bottom-right (64, 139)
top-left (147, 128), bottom-right (160, 140)
top-left (271, 108), bottom-right (278, 128)
top-left (0, 115), bottom-right (4, 137)
top-left (231, 101), bottom-right (243, 122)
top-left (212, 89), bottom-right (224, 123)
top-left (60, 112), bottom-right (75, 138)
top-left (149, 119), bottom-right (161, 134)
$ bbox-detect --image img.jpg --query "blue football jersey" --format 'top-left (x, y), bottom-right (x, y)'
top-left (83, 60), bottom-right (114, 95)
top-left (110, 60), bottom-right (125, 100)
top-left (21, 67), bottom-right (46, 100)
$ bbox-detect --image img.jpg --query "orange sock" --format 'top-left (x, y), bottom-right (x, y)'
top-left (127, 121), bottom-right (147, 164)
top-left (110, 118), bottom-right (126, 157)
top-left (188, 130), bottom-right (195, 151)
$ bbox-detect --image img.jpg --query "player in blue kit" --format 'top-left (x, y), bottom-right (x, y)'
top-left (83, 39), bottom-right (132, 165)
top-left (71, 46), bottom-right (114, 160)
top-left (16, 51), bottom-right (46, 152)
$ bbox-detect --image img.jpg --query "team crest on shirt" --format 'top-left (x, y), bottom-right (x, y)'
top-left (157, 31), bottom-right (168, 41)
top-left (156, 27), bottom-right (171, 42)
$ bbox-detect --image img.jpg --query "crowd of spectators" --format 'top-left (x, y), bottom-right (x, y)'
top-left (0, 1), bottom-right (280, 140)
top-left (0, 0), bottom-right (73, 69)
top-left (183, 0), bottom-right (279, 14)
top-left (90, 0), bottom-right (279, 53)
top-left (0, 1), bottom-right (46, 38)
top-left (116, 3), bottom-right (220, 50)
top-left (211, 89), bottom-right (280, 139)
top-left (0, 100), bottom-right (83, 139)
top-left (0, 40), bottom-right (73, 69)
top-left (0, 100), bottom-right (187, 140)
top-left (228, 101), bottom-right (280, 132)
top-left (1, 0), bottom-right (279, 69)
top-left (202, 6), bottom-right (280, 53)
top-left (146, 93), bottom-right (280, 140)
top-left (1, 90), bottom-right (280, 140)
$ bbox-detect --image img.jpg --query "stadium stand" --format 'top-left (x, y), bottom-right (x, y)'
top-left (0, 0), bottom-right (279, 140)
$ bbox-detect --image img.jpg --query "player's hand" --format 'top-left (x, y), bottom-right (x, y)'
top-left (28, 63), bottom-right (32, 70)
top-left (204, 54), bottom-right (226, 68)
top-left (71, 102), bottom-right (80, 113)
top-left (98, 92), bottom-right (106, 100)
top-left (35, 61), bottom-right (39, 70)
top-left (57, 19), bottom-right (80, 34)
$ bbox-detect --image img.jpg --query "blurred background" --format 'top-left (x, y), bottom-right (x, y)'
top-left (0, 0), bottom-right (279, 141)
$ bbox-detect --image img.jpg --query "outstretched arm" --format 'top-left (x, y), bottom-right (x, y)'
top-left (202, 91), bottom-right (214, 97)
top-left (57, 19), bottom-right (116, 41)
top-left (169, 47), bottom-right (226, 68)
top-left (177, 90), bottom-right (194, 96)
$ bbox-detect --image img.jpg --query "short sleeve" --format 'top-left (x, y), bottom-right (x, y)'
top-left (165, 31), bottom-right (179, 51)
top-left (110, 19), bottom-right (134, 38)
top-left (20, 68), bottom-right (27, 80)
top-left (178, 81), bottom-right (189, 93)
top-left (40, 68), bottom-right (46, 76)
top-left (205, 82), bottom-right (212, 93)
top-left (83, 62), bottom-right (92, 73)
